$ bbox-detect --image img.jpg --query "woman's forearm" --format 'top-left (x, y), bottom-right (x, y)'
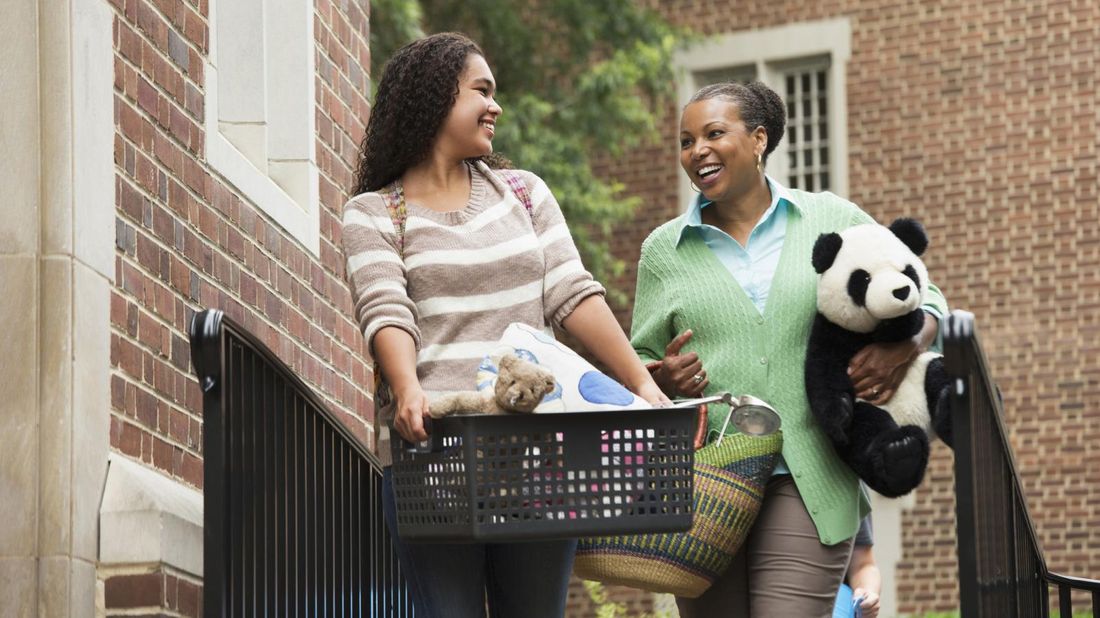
top-left (372, 326), bottom-right (420, 392)
top-left (561, 295), bottom-right (653, 392)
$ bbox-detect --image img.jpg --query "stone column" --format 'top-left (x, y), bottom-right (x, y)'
top-left (0, 1), bottom-right (114, 615)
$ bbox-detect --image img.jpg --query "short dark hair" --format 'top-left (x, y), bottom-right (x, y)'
top-left (352, 33), bottom-right (485, 194)
top-left (688, 81), bottom-right (787, 164)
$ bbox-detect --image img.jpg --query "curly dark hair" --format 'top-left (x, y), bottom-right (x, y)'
top-left (688, 81), bottom-right (787, 165)
top-left (352, 33), bottom-right (508, 195)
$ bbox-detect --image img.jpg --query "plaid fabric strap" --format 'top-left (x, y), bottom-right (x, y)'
top-left (493, 169), bottom-right (534, 214)
top-left (379, 170), bottom-right (534, 257)
top-left (377, 182), bottom-right (407, 256)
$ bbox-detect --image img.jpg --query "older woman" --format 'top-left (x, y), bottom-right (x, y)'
top-left (631, 81), bottom-right (947, 616)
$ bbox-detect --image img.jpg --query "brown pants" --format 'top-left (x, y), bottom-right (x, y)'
top-left (677, 475), bottom-right (855, 618)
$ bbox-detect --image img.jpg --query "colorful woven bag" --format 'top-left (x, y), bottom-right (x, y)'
top-left (573, 429), bottom-right (782, 598)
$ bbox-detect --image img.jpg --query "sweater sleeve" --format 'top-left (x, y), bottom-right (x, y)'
top-left (521, 173), bottom-right (606, 328)
top-left (629, 240), bottom-right (673, 364)
top-left (341, 194), bottom-right (422, 362)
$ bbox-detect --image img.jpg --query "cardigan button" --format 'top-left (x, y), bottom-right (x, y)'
top-left (755, 315), bottom-right (764, 324)
top-left (759, 356), bottom-right (767, 365)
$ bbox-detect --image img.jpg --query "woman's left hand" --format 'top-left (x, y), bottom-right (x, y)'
top-left (636, 380), bottom-right (672, 407)
top-left (853, 588), bottom-right (880, 618)
top-left (848, 340), bottom-right (920, 405)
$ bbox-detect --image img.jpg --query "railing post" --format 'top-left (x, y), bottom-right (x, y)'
top-left (946, 311), bottom-right (980, 618)
top-left (189, 309), bottom-right (227, 618)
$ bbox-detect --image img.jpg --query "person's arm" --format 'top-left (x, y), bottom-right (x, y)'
top-left (848, 545), bottom-right (882, 618)
top-left (848, 312), bottom-right (939, 404)
top-left (562, 295), bottom-right (668, 406)
top-left (342, 195), bottom-right (425, 441)
top-left (372, 326), bottom-right (430, 443)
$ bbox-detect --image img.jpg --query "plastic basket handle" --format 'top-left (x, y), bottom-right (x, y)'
top-left (400, 416), bottom-right (446, 454)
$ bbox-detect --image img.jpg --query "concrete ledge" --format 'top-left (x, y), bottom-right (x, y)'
top-left (99, 454), bottom-right (203, 577)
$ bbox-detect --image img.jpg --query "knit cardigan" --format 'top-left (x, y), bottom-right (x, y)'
top-left (630, 190), bottom-right (949, 545)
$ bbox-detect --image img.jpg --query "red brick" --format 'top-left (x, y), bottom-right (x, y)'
top-left (104, 572), bottom-right (162, 608)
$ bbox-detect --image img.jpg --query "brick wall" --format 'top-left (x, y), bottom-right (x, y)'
top-left (103, 567), bottom-right (202, 617)
top-left (593, 0), bottom-right (1100, 613)
top-left (106, 0), bottom-right (374, 607)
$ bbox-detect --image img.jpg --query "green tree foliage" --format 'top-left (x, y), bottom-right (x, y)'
top-left (369, 0), bottom-right (686, 303)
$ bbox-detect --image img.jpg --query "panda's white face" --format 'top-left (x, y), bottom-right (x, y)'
top-left (816, 224), bottom-right (929, 333)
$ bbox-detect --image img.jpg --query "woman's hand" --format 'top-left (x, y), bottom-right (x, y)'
top-left (636, 380), bottom-right (672, 407)
top-left (853, 587), bottom-right (880, 618)
top-left (392, 383), bottom-right (431, 443)
top-left (649, 329), bottom-right (708, 398)
top-left (850, 312), bottom-right (938, 405)
top-left (848, 340), bottom-right (920, 404)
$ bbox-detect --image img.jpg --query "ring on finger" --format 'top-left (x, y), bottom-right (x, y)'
top-left (692, 373), bottom-right (704, 384)
top-left (871, 387), bottom-right (880, 396)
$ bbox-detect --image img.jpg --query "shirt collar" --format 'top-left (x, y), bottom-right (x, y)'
top-left (677, 175), bottom-right (803, 243)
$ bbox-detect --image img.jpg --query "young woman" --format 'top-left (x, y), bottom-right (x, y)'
top-left (342, 32), bottom-right (667, 618)
top-left (631, 81), bottom-right (948, 616)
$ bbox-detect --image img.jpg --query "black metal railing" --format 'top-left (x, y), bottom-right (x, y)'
top-left (190, 309), bottom-right (415, 617)
top-left (945, 310), bottom-right (1100, 617)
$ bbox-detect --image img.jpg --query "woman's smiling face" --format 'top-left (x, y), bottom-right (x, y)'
top-left (679, 97), bottom-right (767, 204)
top-left (436, 54), bottom-right (502, 160)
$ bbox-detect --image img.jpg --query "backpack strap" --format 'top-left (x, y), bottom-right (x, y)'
top-left (379, 169), bottom-right (533, 258)
top-left (493, 169), bottom-right (534, 214)
top-left (377, 181), bottom-right (408, 257)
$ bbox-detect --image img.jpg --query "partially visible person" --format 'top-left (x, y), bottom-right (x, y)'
top-left (631, 80), bottom-right (947, 616)
top-left (848, 515), bottom-right (882, 617)
top-left (342, 32), bottom-right (667, 618)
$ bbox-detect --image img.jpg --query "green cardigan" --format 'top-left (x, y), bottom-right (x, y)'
top-left (631, 190), bottom-right (949, 545)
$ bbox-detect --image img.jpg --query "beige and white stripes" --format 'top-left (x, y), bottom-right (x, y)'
top-left (341, 162), bottom-right (604, 463)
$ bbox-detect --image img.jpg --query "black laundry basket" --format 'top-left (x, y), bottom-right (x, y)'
top-left (389, 408), bottom-right (695, 542)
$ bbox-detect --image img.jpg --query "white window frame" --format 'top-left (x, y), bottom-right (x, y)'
top-left (673, 17), bottom-right (851, 210)
top-left (204, 0), bottom-right (320, 256)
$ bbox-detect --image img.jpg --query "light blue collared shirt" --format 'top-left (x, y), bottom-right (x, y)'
top-left (679, 176), bottom-right (796, 474)
top-left (678, 176), bottom-right (795, 315)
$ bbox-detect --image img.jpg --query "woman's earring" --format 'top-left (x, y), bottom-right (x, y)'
top-left (756, 152), bottom-right (763, 174)
top-left (690, 181), bottom-right (701, 193)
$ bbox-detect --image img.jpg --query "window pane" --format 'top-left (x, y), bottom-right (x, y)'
top-left (777, 60), bottom-right (832, 190)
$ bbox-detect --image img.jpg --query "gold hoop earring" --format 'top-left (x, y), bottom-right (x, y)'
top-left (756, 152), bottom-right (763, 174)
top-left (690, 181), bottom-right (701, 193)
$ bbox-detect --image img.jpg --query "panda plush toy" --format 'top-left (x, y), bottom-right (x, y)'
top-left (805, 218), bottom-right (953, 498)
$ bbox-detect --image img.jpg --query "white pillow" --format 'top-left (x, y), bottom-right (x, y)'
top-left (476, 323), bottom-right (650, 413)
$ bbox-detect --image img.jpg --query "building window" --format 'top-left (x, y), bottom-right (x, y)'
top-left (782, 59), bottom-right (831, 192)
top-left (675, 18), bottom-right (851, 206)
top-left (204, 0), bottom-right (320, 255)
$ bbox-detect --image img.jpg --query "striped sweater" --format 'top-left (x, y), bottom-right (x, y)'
top-left (630, 189), bottom-right (948, 545)
top-left (342, 161), bottom-right (604, 464)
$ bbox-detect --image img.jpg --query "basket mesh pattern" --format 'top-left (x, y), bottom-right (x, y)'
top-left (390, 410), bottom-right (695, 542)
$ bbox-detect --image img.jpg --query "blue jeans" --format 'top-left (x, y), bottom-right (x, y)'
top-left (382, 468), bottom-right (577, 618)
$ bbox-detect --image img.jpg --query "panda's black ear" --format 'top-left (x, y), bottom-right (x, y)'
top-left (889, 218), bottom-right (929, 256)
top-left (812, 233), bottom-right (843, 274)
